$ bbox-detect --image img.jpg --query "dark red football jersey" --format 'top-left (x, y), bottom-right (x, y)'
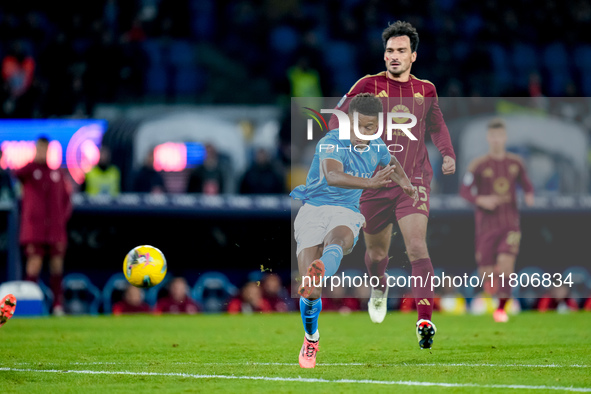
top-left (460, 153), bottom-right (534, 233)
top-left (329, 72), bottom-right (455, 199)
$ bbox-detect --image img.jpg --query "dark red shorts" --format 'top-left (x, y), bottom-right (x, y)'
top-left (475, 227), bottom-right (521, 267)
top-left (24, 242), bottom-right (67, 258)
top-left (360, 184), bottom-right (430, 235)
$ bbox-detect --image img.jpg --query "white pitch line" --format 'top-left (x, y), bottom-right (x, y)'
top-left (0, 367), bottom-right (589, 392)
top-left (4, 362), bottom-right (590, 368)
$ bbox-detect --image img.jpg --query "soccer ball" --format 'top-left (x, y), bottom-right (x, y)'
top-left (123, 245), bottom-right (167, 288)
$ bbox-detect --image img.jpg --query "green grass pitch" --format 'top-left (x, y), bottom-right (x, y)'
top-left (1, 311), bottom-right (590, 393)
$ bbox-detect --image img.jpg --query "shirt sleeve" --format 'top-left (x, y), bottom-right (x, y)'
top-left (318, 137), bottom-right (345, 164)
top-left (427, 89), bottom-right (456, 160)
top-left (517, 160), bottom-right (534, 193)
top-left (378, 140), bottom-right (392, 167)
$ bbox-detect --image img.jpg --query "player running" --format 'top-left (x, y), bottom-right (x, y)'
top-left (329, 21), bottom-right (456, 349)
top-left (460, 118), bottom-right (534, 322)
top-left (0, 294), bottom-right (17, 327)
top-left (291, 93), bottom-right (418, 368)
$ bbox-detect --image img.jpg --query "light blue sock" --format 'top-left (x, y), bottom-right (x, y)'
top-left (321, 244), bottom-right (343, 277)
top-left (300, 297), bottom-right (322, 336)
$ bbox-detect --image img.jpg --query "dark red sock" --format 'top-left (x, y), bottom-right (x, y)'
top-left (411, 258), bottom-right (434, 321)
top-left (50, 274), bottom-right (63, 307)
top-left (498, 298), bottom-right (508, 311)
top-left (364, 252), bottom-right (389, 289)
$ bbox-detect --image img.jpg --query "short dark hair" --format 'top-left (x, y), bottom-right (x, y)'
top-left (36, 135), bottom-right (50, 144)
top-left (348, 93), bottom-right (383, 117)
top-left (382, 21), bottom-right (419, 52)
top-left (488, 118), bottom-right (506, 130)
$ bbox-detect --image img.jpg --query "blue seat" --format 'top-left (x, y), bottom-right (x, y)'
top-left (562, 266), bottom-right (591, 301)
top-left (192, 272), bottom-right (238, 313)
top-left (145, 66), bottom-right (168, 94)
top-left (0, 281), bottom-right (47, 316)
top-left (175, 66), bottom-right (205, 94)
top-left (511, 42), bottom-right (538, 90)
top-left (142, 39), bottom-right (163, 66)
top-left (102, 273), bottom-right (130, 314)
top-left (169, 41), bottom-right (196, 67)
top-left (63, 273), bottom-right (101, 315)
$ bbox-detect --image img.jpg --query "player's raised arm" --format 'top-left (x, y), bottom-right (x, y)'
top-left (389, 155), bottom-right (419, 205)
top-left (322, 158), bottom-right (394, 190)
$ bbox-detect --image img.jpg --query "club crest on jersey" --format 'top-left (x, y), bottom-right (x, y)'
top-left (414, 92), bottom-right (424, 105)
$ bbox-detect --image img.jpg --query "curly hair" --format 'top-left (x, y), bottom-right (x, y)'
top-left (348, 93), bottom-right (383, 117)
top-left (382, 21), bottom-right (419, 52)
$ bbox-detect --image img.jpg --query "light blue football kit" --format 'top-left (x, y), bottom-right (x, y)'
top-left (291, 129), bottom-right (391, 338)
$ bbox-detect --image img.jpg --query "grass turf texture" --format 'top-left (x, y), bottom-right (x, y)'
top-left (1, 312), bottom-right (590, 393)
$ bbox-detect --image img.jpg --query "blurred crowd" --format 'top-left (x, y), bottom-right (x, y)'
top-left (100, 271), bottom-right (591, 316)
top-left (2, 0), bottom-right (591, 120)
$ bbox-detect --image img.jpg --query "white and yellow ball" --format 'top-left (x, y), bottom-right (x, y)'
top-left (123, 245), bottom-right (167, 288)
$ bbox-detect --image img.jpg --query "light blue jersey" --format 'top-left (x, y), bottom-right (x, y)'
top-left (291, 129), bottom-right (391, 212)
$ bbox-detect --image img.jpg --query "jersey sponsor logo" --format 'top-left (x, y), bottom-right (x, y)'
top-left (417, 203), bottom-right (428, 212)
top-left (417, 298), bottom-right (430, 306)
top-left (414, 92), bottom-right (424, 105)
top-left (390, 104), bottom-right (411, 123)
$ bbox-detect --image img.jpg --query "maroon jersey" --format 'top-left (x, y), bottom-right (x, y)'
top-left (15, 162), bottom-right (72, 245)
top-left (460, 153), bottom-right (534, 233)
top-left (329, 72), bottom-right (455, 200)
top-left (155, 295), bottom-right (200, 314)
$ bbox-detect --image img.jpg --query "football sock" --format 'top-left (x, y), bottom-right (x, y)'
top-left (364, 252), bottom-right (389, 288)
top-left (300, 297), bottom-right (322, 338)
top-left (498, 298), bottom-right (508, 311)
top-left (320, 244), bottom-right (343, 277)
top-left (411, 258), bottom-right (434, 321)
top-left (50, 274), bottom-right (63, 307)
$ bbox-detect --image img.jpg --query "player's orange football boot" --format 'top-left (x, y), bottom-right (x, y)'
top-left (298, 337), bottom-right (319, 368)
top-left (416, 319), bottom-right (437, 349)
top-left (298, 260), bottom-right (325, 299)
top-left (493, 309), bottom-right (509, 323)
top-left (0, 294), bottom-right (17, 327)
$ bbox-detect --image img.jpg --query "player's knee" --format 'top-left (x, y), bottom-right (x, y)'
top-left (367, 247), bottom-right (388, 263)
top-left (406, 237), bottom-right (428, 260)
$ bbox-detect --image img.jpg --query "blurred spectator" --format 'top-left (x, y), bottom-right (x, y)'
top-left (261, 273), bottom-right (289, 312)
top-left (0, 150), bottom-right (16, 202)
top-left (227, 281), bottom-right (272, 314)
top-left (131, 149), bottom-right (166, 194)
top-left (287, 55), bottom-right (322, 98)
top-left (15, 136), bottom-right (72, 316)
top-left (538, 286), bottom-right (579, 313)
top-left (81, 146), bottom-right (121, 196)
top-left (112, 285), bottom-right (151, 315)
top-left (240, 148), bottom-right (285, 194)
top-left (585, 298), bottom-right (591, 311)
top-left (322, 284), bottom-right (360, 314)
top-left (187, 144), bottom-right (226, 195)
top-left (1, 41), bottom-right (39, 117)
top-left (155, 277), bottom-right (200, 314)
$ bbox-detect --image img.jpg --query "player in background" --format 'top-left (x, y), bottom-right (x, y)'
top-left (292, 93), bottom-right (418, 368)
top-left (460, 118), bottom-right (534, 322)
top-left (329, 21), bottom-right (456, 349)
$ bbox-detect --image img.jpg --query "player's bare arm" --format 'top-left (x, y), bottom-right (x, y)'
top-left (322, 158), bottom-right (394, 189)
top-left (389, 155), bottom-right (419, 205)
